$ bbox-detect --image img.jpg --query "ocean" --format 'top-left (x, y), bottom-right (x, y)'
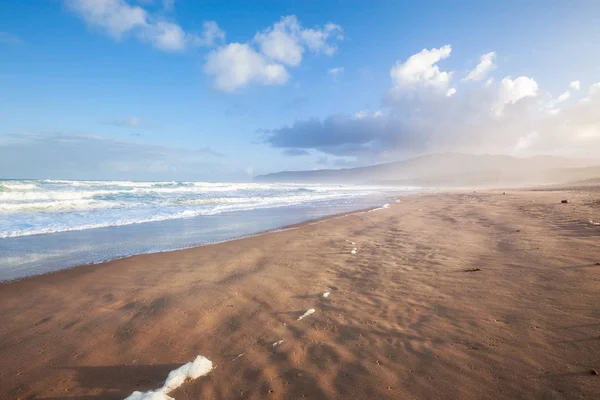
top-left (0, 179), bottom-right (420, 280)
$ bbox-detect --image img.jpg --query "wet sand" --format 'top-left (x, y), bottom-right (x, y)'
top-left (1, 189), bottom-right (600, 399)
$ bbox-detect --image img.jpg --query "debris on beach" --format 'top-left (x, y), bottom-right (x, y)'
top-left (125, 355), bottom-right (213, 400)
top-left (298, 308), bottom-right (315, 321)
top-left (272, 340), bottom-right (284, 347)
top-left (464, 268), bottom-right (481, 272)
top-left (590, 220), bottom-right (600, 226)
top-left (351, 248), bottom-right (357, 255)
top-left (561, 199), bottom-right (568, 204)
top-left (233, 353), bottom-right (244, 360)
top-left (591, 369), bottom-right (598, 375)
top-left (322, 290), bottom-right (331, 298)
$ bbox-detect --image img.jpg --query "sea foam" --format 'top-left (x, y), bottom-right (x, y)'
top-left (125, 355), bottom-right (213, 400)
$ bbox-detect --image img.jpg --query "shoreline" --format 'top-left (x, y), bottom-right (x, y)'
top-left (0, 200), bottom-right (394, 285)
top-left (1, 188), bottom-right (599, 399)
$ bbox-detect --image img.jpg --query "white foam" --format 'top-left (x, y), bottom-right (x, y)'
top-left (125, 355), bottom-right (213, 400)
top-left (1, 179), bottom-right (413, 238)
top-left (272, 340), bottom-right (284, 347)
top-left (368, 203), bottom-right (390, 212)
top-left (298, 308), bottom-right (315, 321)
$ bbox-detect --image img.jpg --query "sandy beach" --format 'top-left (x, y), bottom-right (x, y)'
top-left (1, 188), bottom-right (600, 399)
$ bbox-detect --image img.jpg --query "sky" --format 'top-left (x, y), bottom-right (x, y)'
top-left (1, 0), bottom-right (599, 181)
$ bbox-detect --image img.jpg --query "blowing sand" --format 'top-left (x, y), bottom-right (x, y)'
top-left (1, 189), bottom-right (600, 399)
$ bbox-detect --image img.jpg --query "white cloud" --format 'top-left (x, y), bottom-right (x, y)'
top-left (494, 76), bottom-right (538, 114)
top-left (328, 67), bottom-right (344, 81)
top-left (254, 16), bottom-right (304, 66)
top-left (354, 110), bottom-right (383, 119)
top-left (205, 15), bottom-right (343, 91)
top-left (190, 21), bottom-right (225, 47)
top-left (205, 43), bottom-right (289, 92)
top-left (66, 0), bottom-right (222, 51)
top-left (254, 16), bottom-right (343, 67)
top-left (140, 20), bottom-right (186, 51)
top-left (465, 51), bottom-right (496, 81)
top-left (266, 46), bottom-right (600, 160)
top-left (300, 22), bottom-right (343, 56)
top-left (446, 87), bottom-right (457, 97)
top-left (66, 0), bottom-right (147, 38)
top-left (570, 80), bottom-right (581, 90)
top-left (390, 45), bottom-right (452, 92)
top-left (162, 0), bottom-right (174, 11)
top-left (556, 91), bottom-right (571, 103)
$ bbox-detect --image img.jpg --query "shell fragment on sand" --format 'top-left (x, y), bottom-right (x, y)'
top-left (298, 308), bottom-right (316, 321)
top-left (322, 291), bottom-right (330, 298)
top-left (125, 355), bottom-right (213, 400)
top-left (351, 248), bottom-right (357, 254)
top-left (272, 340), bottom-right (285, 347)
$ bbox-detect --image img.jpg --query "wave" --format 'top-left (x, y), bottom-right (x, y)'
top-left (0, 179), bottom-right (414, 239)
top-left (0, 194), bottom-right (361, 238)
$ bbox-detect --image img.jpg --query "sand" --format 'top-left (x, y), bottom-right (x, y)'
top-left (1, 188), bottom-right (600, 399)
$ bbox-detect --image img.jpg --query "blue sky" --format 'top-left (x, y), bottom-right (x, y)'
top-left (1, 0), bottom-right (599, 181)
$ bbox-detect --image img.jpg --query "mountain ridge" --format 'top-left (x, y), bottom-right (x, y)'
top-left (254, 153), bottom-right (600, 186)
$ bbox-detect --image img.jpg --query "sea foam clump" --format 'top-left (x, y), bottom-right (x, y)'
top-left (125, 355), bottom-right (213, 400)
top-left (298, 308), bottom-right (316, 321)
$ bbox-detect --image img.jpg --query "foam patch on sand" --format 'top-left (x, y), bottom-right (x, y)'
top-left (298, 308), bottom-right (316, 321)
top-left (125, 355), bottom-right (213, 400)
top-left (368, 203), bottom-right (390, 212)
top-left (322, 290), bottom-right (331, 298)
top-left (272, 340), bottom-right (285, 347)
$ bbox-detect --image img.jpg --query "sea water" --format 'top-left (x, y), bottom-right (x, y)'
top-left (0, 179), bottom-right (420, 280)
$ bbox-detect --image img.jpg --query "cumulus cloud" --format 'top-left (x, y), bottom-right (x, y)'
top-left (465, 52), bottom-right (496, 81)
top-left (328, 67), bottom-right (344, 81)
top-left (205, 43), bottom-right (289, 92)
top-left (263, 46), bottom-right (600, 160)
top-left (205, 16), bottom-right (342, 91)
top-left (66, 0), bottom-right (223, 51)
top-left (0, 132), bottom-right (225, 180)
top-left (390, 45), bottom-right (452, 93)
top-left (494, 76), bottom-right (538, 114)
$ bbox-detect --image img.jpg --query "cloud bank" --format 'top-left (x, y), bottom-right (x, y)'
top-left (0, 132), bottom-right (226, 181)
top-left (264, 45), bottom-right (600, 161)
